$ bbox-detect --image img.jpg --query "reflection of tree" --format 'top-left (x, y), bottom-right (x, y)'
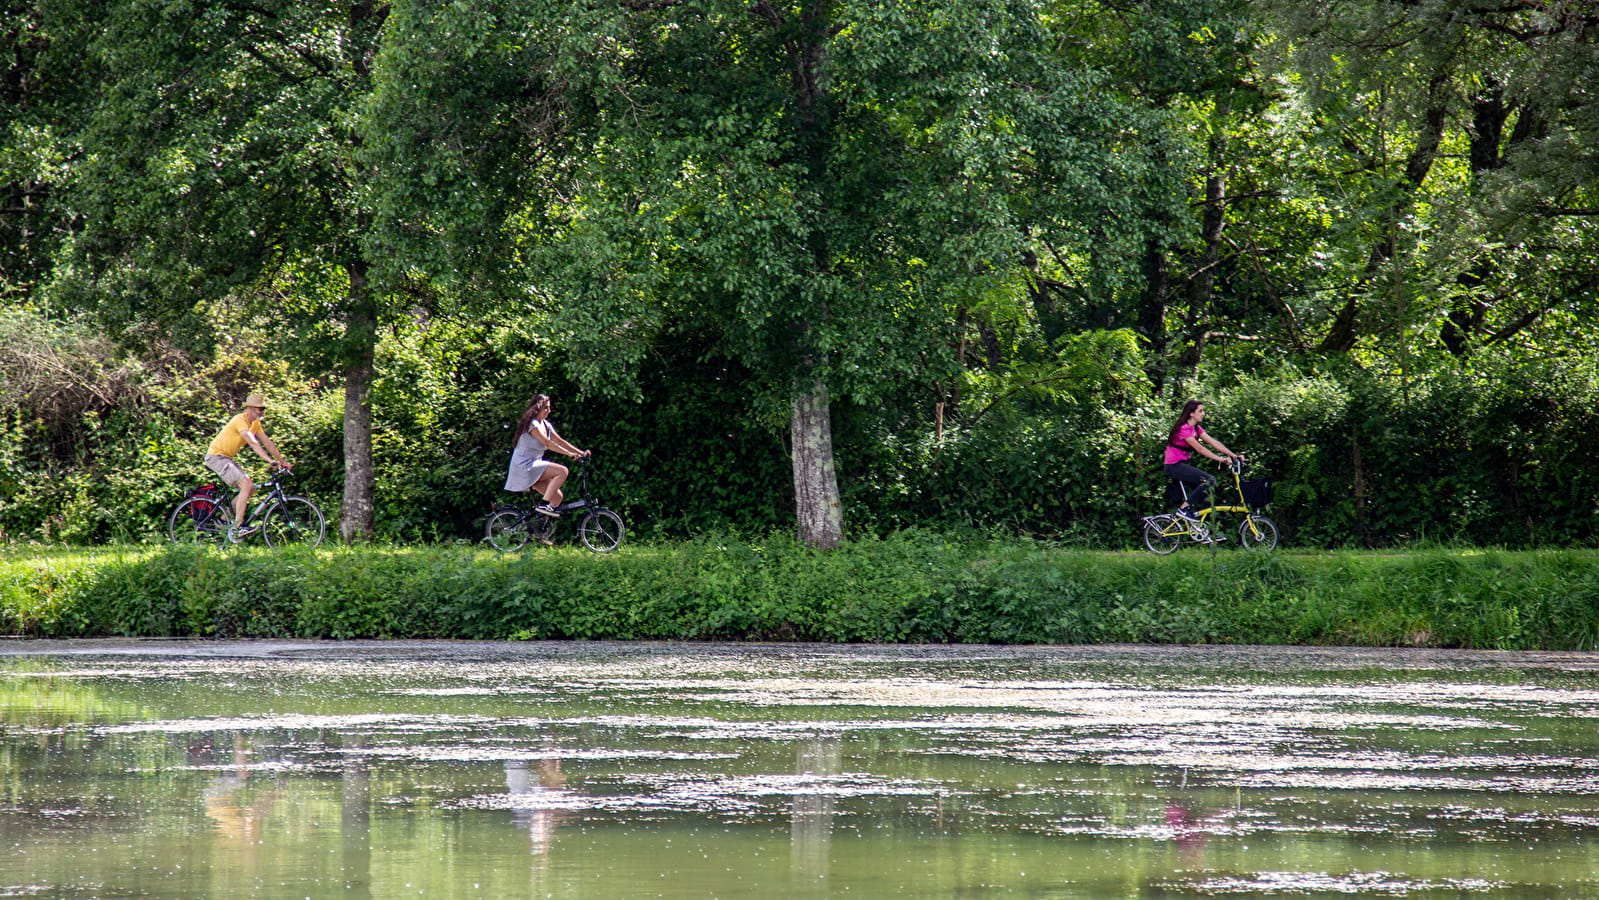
top-left (504, 757), bottom-right (568, 859)
top-left (341, 731), bottom-right (372, 900)
top-left (0, 671), bottom-right (145, 729)
top-left (791, 739), bottom-right (841, 888)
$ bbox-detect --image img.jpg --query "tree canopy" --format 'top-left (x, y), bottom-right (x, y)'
top-left (1, 0), bottom-right (1596, 548)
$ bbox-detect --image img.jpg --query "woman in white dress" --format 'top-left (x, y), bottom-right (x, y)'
top-left (504, 394), bottom-right (589, 518)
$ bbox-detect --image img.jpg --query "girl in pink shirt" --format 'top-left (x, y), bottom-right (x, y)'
top-left (1164, 400), bottom-right (1240, 520)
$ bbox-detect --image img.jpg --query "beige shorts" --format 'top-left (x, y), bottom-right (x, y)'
top-left (204, 454), bottom-right (249, 488)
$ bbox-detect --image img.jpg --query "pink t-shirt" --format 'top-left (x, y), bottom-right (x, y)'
top-left (1164, 424), bottom-right (1205, 465)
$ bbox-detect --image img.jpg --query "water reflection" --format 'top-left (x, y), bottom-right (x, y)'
top-left (504, 756), bottom-right (569, 857)
top-left (3, 641), bottom-right (1599, 898)
top-left (198, 732), bottom-right (278, 847)
top-left (341, 733), bottom-right (371, 899)
top-left (791, 738), bottom-right (840, 889)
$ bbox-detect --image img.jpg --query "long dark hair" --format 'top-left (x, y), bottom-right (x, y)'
top-left (1166, 400), bottom-right (1203, 446)
top-left (513, 394), bottom-right (551, 448)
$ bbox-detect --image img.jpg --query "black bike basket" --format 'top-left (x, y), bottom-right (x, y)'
top-left (186, 484), bottom-right (218, 519)
top-left (1240, 478), bottom-right (1273, 509)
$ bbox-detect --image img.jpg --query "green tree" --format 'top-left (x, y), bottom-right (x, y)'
top-left (1261, 0), bottom-right (1599, 361)
top-left (368, 0), bottom-right (1148, 548)
top-left (43, 0), bottom-right (392, 541)
top-left (1, 0), bottom-right (99, 306)
top-left (999, 0), bottom-right (1271, 398)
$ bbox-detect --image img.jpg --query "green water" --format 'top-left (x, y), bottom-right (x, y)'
top-left (3, 641), bottom-right (1599, 898)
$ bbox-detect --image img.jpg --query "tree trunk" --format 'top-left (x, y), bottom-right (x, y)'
top-left (1351, 427), bottom-right (1368, 545)
top-left (1138, 236), bottom-right (1171, 396)
top-left (774, 0), bottom-right (844, 550)
top-left (1320, 70), bottom-right (1452, 354)
top-left (1176, 155), bottom-right (1228, 378)
top-left (792, 378), bottom-right (843, 550)
top-left (340, 262), bottom-right (377, 543)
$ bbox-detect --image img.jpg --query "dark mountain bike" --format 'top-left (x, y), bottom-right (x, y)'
top-left (485, 457), bottom-right (625, 553)
top-left (168, 464), bottom-right (326, 548)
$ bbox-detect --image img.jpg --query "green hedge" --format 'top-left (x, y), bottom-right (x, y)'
top-left (5, 537), bottom-right (1599, 650)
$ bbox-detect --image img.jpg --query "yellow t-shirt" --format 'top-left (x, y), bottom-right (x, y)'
top-left (207, 413), bottom-right (265, 458)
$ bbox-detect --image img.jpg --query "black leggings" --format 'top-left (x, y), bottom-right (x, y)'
top-left (1165, 461), bottom-right (1216, 510)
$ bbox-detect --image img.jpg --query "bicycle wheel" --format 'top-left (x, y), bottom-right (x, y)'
top-left (262, 497), bottom-right (326, 548)
top-left (486, 509), bottom-right (531, 551)
top-left (578, 508), bottom-right (625, 552)
top-left (1239, 515), bottom-right (1279, 551)
top-left (1142, 515), bottom-right (1181, 555)
top-left (168, 497), bottom-right (233, 545)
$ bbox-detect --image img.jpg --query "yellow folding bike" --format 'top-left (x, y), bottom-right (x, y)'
top-left (1141, 457), bottom-right (1279, 553)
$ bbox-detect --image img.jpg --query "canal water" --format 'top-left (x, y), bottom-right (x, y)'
top-left (3, 640), bottom-right (1599, 898)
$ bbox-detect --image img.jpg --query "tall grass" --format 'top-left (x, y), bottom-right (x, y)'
top-left (3, 538), bottom-right (1598, 649)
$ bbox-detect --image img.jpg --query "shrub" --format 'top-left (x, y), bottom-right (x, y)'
top-left (5, 540), bottom-right (1598, 651)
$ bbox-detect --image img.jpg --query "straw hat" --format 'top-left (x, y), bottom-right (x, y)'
top-left (244, 393), bottom-right (268, 409)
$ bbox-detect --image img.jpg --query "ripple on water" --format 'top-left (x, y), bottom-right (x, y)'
top-left (448, 770), bottom-right (946, 816)
top-left (337, 745), bottom-right (737, 763)
top-left (1156, 871), bottom-right (1506, 895)
top-left (93, 712), bottom-right (492, 735)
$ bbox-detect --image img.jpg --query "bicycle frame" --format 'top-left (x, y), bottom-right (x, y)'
top-left (1177, 465), bottom-right (1255, 523)
top-left (486, 458), bottom-right (625, 553)
top-left (1145, 459), bottom-right (1278, 552)
top-left (216, 475), bottom-right (289, 526)
top-left (497, 460), bottom-right (598, 518)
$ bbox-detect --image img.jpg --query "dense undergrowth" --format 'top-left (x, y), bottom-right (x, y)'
top-left (5, 310), bottom-right (1599, 551)
top-left (3, 535), bottom-right (1597, 650)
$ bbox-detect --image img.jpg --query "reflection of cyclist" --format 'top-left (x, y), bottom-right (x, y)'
top-left (1164, 400), bottom-right (1239, 522)
top-left (205, 392), bottom-right (291, 541)
top-left (201, 732), bottom-right (278, 848)
top-left (504, 394), bottom-right (589, 519)
top-left (505, 757), bottom-right (569, 858)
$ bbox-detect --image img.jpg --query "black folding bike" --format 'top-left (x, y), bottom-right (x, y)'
top-left (485, 457), bottom-right (625, 553)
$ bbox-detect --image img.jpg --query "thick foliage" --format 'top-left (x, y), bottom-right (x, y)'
top-left (5, 541), bottom-right (1599, 651)
top-left (0, 309), bottom-right (337, 543)
top-left (4, 307), bottom-right (1599, 549)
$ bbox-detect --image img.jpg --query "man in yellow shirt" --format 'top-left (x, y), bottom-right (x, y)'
top-left (204, 393), bottom-right (291, 540)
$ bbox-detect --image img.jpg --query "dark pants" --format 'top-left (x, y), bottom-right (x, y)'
top-left (1165, 461), bottom-right (1215, 510)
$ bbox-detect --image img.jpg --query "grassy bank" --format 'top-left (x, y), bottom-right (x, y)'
top-left (3, 536), bottom-right (1599, 649)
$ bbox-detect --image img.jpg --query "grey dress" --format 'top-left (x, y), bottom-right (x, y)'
top-left (503, 420), bottom-right (554, 492)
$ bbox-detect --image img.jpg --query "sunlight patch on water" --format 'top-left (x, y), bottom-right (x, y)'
top-left (450, 770), bottom-right (949, 818)
top-left (676, 772), bottom-right (940, 799)
top-left (1159, 870), bottom-right (1505, 895)
top-left (93, 712), bottom-right (492, 734)
top-left (170, 761), bottom-right (302, 774)
top-left (340, 745), bottom-right (737, 763)
top-left (1234, 770), bottom-right (1599, 793)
